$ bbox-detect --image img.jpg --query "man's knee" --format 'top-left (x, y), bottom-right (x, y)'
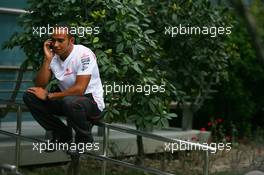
top-left (62, 96), bottom-right (74, 105)
top-left (62, 96), bottom-right (85, 112)
top-left (23, 92), bottom-right (36, 105)
top-left (63, 96), bottom-right (79, 107)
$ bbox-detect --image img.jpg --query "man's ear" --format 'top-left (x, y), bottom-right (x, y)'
top-left (70, 37), bottom-right (75, 44)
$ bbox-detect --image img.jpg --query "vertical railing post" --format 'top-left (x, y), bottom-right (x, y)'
top-left (101, 125), bottom-right (109, 175)
top-left (181, 103), bottom-right (193, 131)
top-left (15, 105), bottom-right (22, 168)
top-left (203, 150), bottom-right (209, 175)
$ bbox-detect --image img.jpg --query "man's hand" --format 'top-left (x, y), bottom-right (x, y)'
top-left (43, 39), bottom-right (54, 61)
top-left (27, 87), bottom-right (48, 100)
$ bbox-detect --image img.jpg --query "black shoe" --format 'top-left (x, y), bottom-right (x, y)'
top-left (44, 137), bottom-right (73, 153)
top-left (44, 139), bottom-right (58, 153)
top-left (75, 132), bottom-right (94, 144)
top-left (67, 131), bottom-right (94, 155)
top-left (43, 132), bottom-right (72, 153)
top-left (75, 123), bottom-right (94, 144)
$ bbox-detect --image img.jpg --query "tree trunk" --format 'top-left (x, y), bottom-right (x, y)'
top-left (230, 0), bottom-right (264, 64)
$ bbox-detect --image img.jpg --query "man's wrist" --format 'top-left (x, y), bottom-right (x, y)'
top-left (44, 56), bottom-right (52, 63)
top-left (46, 92), bottom-right (51, 100)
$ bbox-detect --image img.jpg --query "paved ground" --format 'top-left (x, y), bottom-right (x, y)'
top-left (245, 171), bottom-right (264, 175)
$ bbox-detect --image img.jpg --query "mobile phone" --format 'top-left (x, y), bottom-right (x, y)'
top-left (49, 42), bottom-right (54, 50)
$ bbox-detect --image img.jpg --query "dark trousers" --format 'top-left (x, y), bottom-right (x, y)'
top-left (23, 92), bottom-right (102, 142)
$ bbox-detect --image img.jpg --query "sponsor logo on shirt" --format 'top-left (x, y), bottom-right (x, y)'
top-left (64, 68), bottom-right (73, 76)
top-left (81, 53), bottom-right (90, 58)
top-left (81, 56), bottom-right (90, 71)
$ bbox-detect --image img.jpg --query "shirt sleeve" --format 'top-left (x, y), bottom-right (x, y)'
top-left (76, 50), bottom-right (97, 75)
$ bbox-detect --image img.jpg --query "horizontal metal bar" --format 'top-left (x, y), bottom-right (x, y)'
top-left (0, 65), bottom-right (33, 71)
top-left (0, 104), bottom-right (7, 108)
top-left (0, 104), bottom-right (26, 109)
top-left (0, 90), bottom-right (26, 93)
top-left (0, 129), bottom-right (44, 143)
top-left (0, 7), bottom-right (28, 14)
top-left (85, 153), bottom-right (175, 175)
top-left (97, 122), bottom-right (216, 151)
top-left (0, 99), bottom-right (26, 106)
top-left (0, 80), bottom-right (32, 83)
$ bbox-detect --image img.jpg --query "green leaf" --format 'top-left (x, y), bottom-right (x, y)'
top-left (136, 43), bottom-right (145, 51)
top-left (167, 113), bottom-right (177, 118)
top-left (149, 98), bottom-right (157, 106)
top-left (109, 23), bottom-right (116, 32)
top-left (161, 118), bottom-right (169, 127)
top-left (129, 114), bottom-right (138, 120)
top-left (93, 37), bottom-right (99, 43)
top-left (152, 116), bottom-right (160, 123)
top-left (112, 108), bottom-right (120, 115)
top-left (157, 121), bottom-right (162, 128)
top-left (148, 101), bottom-right (156, 112)
top-left (125, 23), bottom-right (139, 30)
top-left (144, 29), bottom-right (155, 34)
top-left (132, 46), bottom-right (137, 55)
top-left (133, 0), bottom-right (143, 5)
top-left (105, 49), bottom-right (112, 54)
top-left (116, 43), bottom-right (124, 52)
top-left (133, 62), bottom-right (142, 74)
top-left (129, 14), bottom-right (139, 22)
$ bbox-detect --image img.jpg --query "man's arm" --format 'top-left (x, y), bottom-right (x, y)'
top-left (27, 75), bottom-right (90, 100)
top-left (34, 39), bottom-right (54, 87)
top-left (34, 58), bottom-right (52, 87)
top-left (47, 75), bottom-right (91, 99)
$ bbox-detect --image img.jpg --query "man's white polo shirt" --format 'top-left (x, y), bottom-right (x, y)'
top-left (49, 44), bottom-right (105, 111)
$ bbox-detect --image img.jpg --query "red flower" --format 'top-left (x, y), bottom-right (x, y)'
top-left (207, 122), bottom-right (213, 126)
top-left (216, 118), bottom-right (223, 123)
top-left (200, 128), bottom-right (206, 132)
top-left (191, 136), bottom-right (198, 141)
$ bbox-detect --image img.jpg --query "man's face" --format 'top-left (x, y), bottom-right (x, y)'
top-left (51, 28), bottom-right (73, 56)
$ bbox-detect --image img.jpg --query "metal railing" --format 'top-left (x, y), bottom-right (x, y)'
top-left (0, 7), bottom-right (28, 14)
top-left (0, 65), bottom-right (213, 175)
top-left (0, 100), bottom-right (214, 175)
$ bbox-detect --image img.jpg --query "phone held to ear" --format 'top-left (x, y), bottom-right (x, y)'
top-left (49, 42), bottom-right (54, 50)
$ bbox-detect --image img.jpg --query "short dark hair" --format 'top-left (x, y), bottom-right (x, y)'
top-left (51, 22), bottom-right (73, 38)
